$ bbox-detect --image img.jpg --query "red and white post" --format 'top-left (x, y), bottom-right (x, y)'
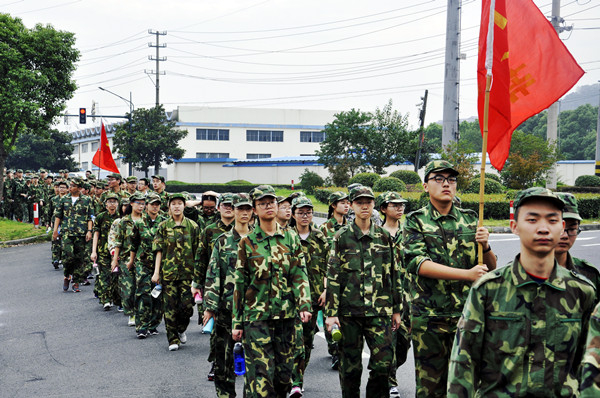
top-left (509, 200), bottom-right (514, 222)
top-left (33, 202), bottom-right (40, 229)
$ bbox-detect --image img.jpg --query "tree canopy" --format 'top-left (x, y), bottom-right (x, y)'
top-left (7, 129), bottom-right (77, 172)
top-left (112, 105), bottom-right (187, 176)
top-left (0, 13), bottom-right (79, 198)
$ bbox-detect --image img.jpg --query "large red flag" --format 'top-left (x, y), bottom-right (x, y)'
top-left (92, 123), bottom-right (120, 174)
top-left (478, 0), bottom-right (584, 170)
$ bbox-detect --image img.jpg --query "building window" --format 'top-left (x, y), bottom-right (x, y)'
top-left (81, 143), bottom-right (88, 153)
top-left (91, 141), bottom-right (99, 151)
top-left (196, 128), bottom-right (229, 141)
top-left (196, 152), bottom-right (230, 159)
top-left (300, 131), bottom-right (325, 143)
top-left (81, 162), bottom-right (88, 170)
top-left (246, 153), bottom-right (271, 159)
top-left (246, 130), bottom-right (283, 142)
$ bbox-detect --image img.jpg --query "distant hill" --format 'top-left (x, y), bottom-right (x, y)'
top-left (560, 83), bottom-right (600, 111)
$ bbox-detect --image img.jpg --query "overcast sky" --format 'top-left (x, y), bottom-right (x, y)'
top-left (4, 0), bottom-right (600, 132)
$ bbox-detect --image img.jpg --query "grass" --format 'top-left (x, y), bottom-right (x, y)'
top-left (0, 218), bottom-right (48, 242)
top-left (274, 189), bottom-right (329, 213)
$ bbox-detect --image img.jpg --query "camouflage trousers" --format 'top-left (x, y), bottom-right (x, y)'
top-left (96, 256), bottom-right (120, 306)
top-left (213, 309), bottom-right (240, 397)
top-left (292, 309), bottom-right (319, 388)
top-left (162, 279), bottom-right (193, 346)
top-left (134, 262), bottom-right (162, 333)
top-left (118, 264), bottom-right (136, 316)
top-left (14, 200), bottom-right (28, 222)
top-left (411, 315), bottom-right (458, 398)
top-left (82, 239), bottom-right (93, 280)
top-left (61, 234), bottom-right (87, 283)
top-left (52, 235), bottom-right (62, 265)
top-left (338, 316), bottom-right (393, 398)
top-left (243, 318), bottom-right (296, 398)
top-left (389, 327), bottom-right (411, 387)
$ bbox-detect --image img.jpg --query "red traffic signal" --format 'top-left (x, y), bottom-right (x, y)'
top-left (79, 108), bottom-right (87, 124)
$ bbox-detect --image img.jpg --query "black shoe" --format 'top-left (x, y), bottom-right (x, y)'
top-left (82, 280), bottom-right (91, 286)
top-left (331, 355), bottom-right (339, 370)
top-left (149, 329), bottom-right (159, 336)
top-left (87, 274), bottom-right (94, 280)
top-left (137, 331), bottom-right (147, 339)
top-left (53, 261), bottom-right (59, 270)
top-left (207, 363), bottom-right (215, 381)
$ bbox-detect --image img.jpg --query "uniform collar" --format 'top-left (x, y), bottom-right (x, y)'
top-left (350, 219), bottom-right (375, 240)
top-left (254, 222), bottom-right (285, 242)
top-left (427, 201), bottom-right (458, 221)
top-left (511, 254), bottom-right (566, 291)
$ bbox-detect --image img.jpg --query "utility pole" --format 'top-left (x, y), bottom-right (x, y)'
top-left (596, 81), bottom-right (600, 176)
top-left (415, 89), bottom-right (429, 172)
top-left (442, 0), bottom-right (461, 149)
top-left (146, 30), bottom-right (166, 107)
top-left (546, 0), bottom-right (561, 189)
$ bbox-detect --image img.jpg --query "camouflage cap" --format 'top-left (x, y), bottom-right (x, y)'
top-left (16, 169), bottom-right (23, 173)
top-left (87, 174), bottom-right (96, 180)
top-left (292, 196), bottom-right (313, 209)
top-left (32, 173), bottom-right (40, 179)
top-left (168, 192), bottom-right (186, 204)
top-left (513, 187), bottom-right (564, 211)
top-left (70, 177), bottom-right (84, 187)
top-left (289, 191), bottom-right (306, 200)
top-left (146, 192), bottom-right (162, 204)
top-left (424, 160), bottom-right (459, 181)
top-left (107, 173), bottom-right (122, 180)
top-left (82, 182), bottom-right (91, 191)
top-left (129, 192), bottom-right (146, 202)
top-left (96, 180), bottom-right (106, 189)
top-left (53, 181), bottom-right (62, 187)
top-left (347, 183), bottom-right (363, 191)
top-left (556, 192), bottom-right (582, 221)
top-left (349, 186), bottom-right (375, 202)
top-left (218, 192), bottom-right (234, 206)
top-left (377, 191), bottom-right (407, 208)
top-left (39, 168), bottom-right (47, 173)
top-left (57, 180), bottom-right (68, 187)
top-left (126, 176), bottom-right (138, 183)
top-left (249, 185), bottom-right (277, 201)
top-left (121, 197), bottom-right (130, 205)
top-left (103, 192), bottom-right (120, 202)
top-left (328, 191), bottom-right (349, 205)
top-left (276, 195), bottom-right (289, 204)
top-left (151, 175), bottom-right (165, 183)
top-left (233, 193), bottom-right (252, 207)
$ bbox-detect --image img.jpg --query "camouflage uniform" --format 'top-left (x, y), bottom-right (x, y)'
top-left (93, 208), bottom-right (121, 305)
top-left (112, 214), bottom-right (140, 317)
top-left (233, 217), bottom-right (311, 398)
top-left (13, 176), bottom-right (28, 222)
top-left (566, 254), bottom-right (600, 300)
top-left (326, 212), bottom-right (402, 398)
top-left (152, 214), bottom-right (199, 346)
top-left (204, 228), bottom-right (246, 397)
top-left (447, 256), bottom-right (596, 396)
top-left (403, 201), bottom-right (479, 397)
top-left (54, 191), bottom-right (93, 284)
top-left (50, 189), bottom-right (65, 267)
top-left (581, 301), bottom-right (600, 396)
top-left (130, 209), bottom-right (167, 334)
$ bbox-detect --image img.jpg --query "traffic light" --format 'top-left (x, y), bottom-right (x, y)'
top-left (79, 108), bottom-right (87, 124)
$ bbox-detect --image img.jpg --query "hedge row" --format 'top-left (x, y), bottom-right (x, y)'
top-left (166, 183), bottom-right (291, 193)
top-left (314, 187), bottom-right (600, 219)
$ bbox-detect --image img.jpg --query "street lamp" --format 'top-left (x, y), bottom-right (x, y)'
top-left (98, 87), bottom-right (134, 175)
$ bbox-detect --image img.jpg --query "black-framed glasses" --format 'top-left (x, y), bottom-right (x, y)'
top-left (256, 200), bottom-right (277, 209)
top-left (564, 228), bottom-right (581, 237)
top-left (427, 175), bottom-right (458, 185)
top-left (296, 211), bottom-right (313, 218)
top-left (387, 203), bottom-right (406, 209)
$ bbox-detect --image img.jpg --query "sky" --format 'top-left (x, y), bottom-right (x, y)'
top-left (4, 0), bottom-right (600, 132)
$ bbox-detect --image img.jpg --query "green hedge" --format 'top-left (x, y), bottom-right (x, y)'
top-left (348, 172), bottom-right (380, 187)
top-left (389, 170), bottom-right (422, 184)
top-left (575, 175), bottom-right (600, 187)
top-left (556, 186), bottom-right (600, 194)
top-left (464, 178), bottom-right (504, 194)
top-left (373, 177), bottom-right (406, 192)
top-left (166, 183), bottom-right (291, 193)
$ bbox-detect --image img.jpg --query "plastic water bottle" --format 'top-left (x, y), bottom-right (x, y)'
top-left (233, 342), bottom-right (246, 375)
top-left (92, 263), bottom-right (100, 276)
top-left (194, 292), bottom-right (203, 304)
top-left (331, 324), bottom-right (342, 342)
top-left (151, 284), bottom-right (162, 298)
top-left (202, 317), bottom-right (214, 334)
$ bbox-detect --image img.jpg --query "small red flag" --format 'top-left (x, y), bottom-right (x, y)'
top-left (92, 123), bottom-right (120, 174)
top-left (478, 0), bottom-right (584, 170)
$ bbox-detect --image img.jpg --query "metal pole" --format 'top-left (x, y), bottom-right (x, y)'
top-left (546, 0), bottom-right (561, 189)
top-left (596, 81), bottom-right (600, 176)
top-left (442, 0), bottom-right (461, 149)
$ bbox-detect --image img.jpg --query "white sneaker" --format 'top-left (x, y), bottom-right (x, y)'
top-left (289, 386), bottom-right (303, 398)
top-left (168, 344), bottom-right (179, 351)
top-left (128, 316), bottom-right (135, 326)
top-left (389, 386), bottom-right (400, 397)
top-left (179, 332), bottom-right (187, 344)
top-left (103, 303), bottom-right (111, 311)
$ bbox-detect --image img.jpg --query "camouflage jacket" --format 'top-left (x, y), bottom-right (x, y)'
top-left (107, 218), bottom-right (121, 252)
top-left (232, 223), bottom-right (311, 330)
top-left (566, 253), bottom-right (600, 302)
top-left (49, 194), bottom-right (65, 229)
top-left (581, 301), bottom-right (600, 397)
top-left (152, 216), bottom-right (199, 281)
top-left (294, 225), bottom-right (329, 308)
top-left (402, 202), bottom-right (479, 318)
top-left (112, 214), bottom-right (143, 254)
top-left (390, 227), bottom-right (411, 331)
top-left (319, 217), bottom-right (347, 248)
top-left (93, 211), bottom-right (120, 260)
top-left (325, 221), bottom-right (402, 318)
top-left (203, 228), bottom-right (245, 313)
top-left (130, 213), bottom-right (167, 268)
top-left (156, 190), bottom-right (169, 213)
top-left (197, 211), bottom-right (219, 233)
top-left (447, 255), bottom-right (596, 397)
top-left (54, 194), bottom-right (93, 236)
top-left (12, 178), bottom-right (27, 201)
top-left (193, 218), bottom-right (233, 289)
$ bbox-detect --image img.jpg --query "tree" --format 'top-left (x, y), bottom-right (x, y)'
top-left (458, 120), bottom-right (483, 153)
top-left (0, 14), bottom-right (79, 199)
top-left (6, 129), bottom-right (77, 171)
top-left (112, 105), bottom-right (187, 176)
top-left (440, 141), bottom-right (477, 192)
top-left (500, 130), bottom-right (560, 189)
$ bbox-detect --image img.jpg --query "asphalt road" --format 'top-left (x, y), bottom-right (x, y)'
top-left (1, 229), bottom-right (599, 397)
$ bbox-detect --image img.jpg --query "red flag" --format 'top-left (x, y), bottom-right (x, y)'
top-left (478, 0), bottom-right (584, 170)
top-left (92, 123), bottom-right (120, 174)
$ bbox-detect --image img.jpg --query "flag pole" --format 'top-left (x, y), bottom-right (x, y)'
top-left (478, 74), bottom-right (492, 265)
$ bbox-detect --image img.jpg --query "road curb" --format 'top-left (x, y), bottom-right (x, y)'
top-left (0, 234), bottom-right (50, 247)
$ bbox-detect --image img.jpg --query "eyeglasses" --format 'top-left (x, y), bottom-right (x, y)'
top-left (387, 203), bottom-right (406, 209)
top-left (256, 200), bottom-right (276, 209)
top-left (427, 175), bottom-right (458, 185)
top-left (563, 228), bottom-right (581, 236)
top-left (221, 203), bottom-right (233, 210)
top-left (279, 205), bottom-right (291, 211)
top-left (296, 211), bottom-right (313, 218)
